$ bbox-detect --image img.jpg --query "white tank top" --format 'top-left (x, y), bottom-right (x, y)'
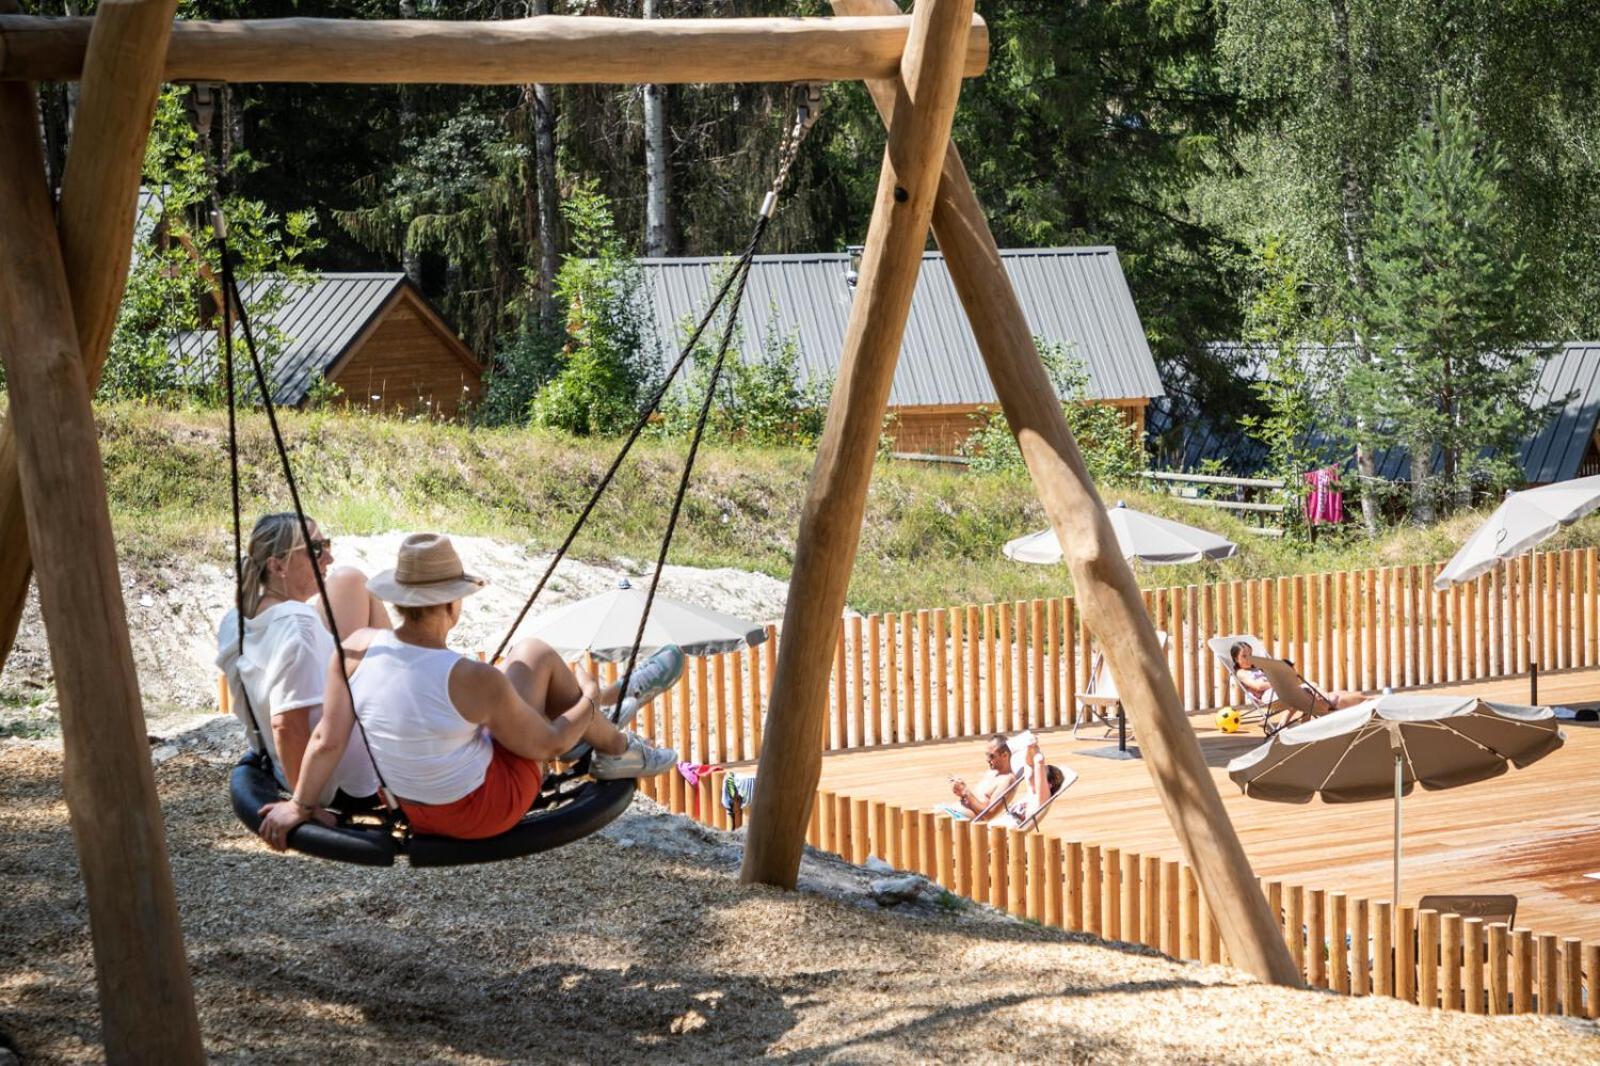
top-left (348, 630), bottom-right (492, 805)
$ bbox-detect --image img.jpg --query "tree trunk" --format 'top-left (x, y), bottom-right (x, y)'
top-left (399, 0), bottom-right (422, 287)
top-left (641, 0), bottom-right (674, 257)
top-left (530, 0), bottom-right (561, 330)
top-left (1328, 0), bottom-right (1382, 535)
top-left (1409, 442), bottom-right (1434, 524)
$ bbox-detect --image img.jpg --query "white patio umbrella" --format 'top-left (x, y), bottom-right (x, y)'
top-left (1433, 474), bottom-right (1600, 589)
top-left (521, 576), bottom-right (768, 662)
top-left (1227, 694), bottom-right (1563, 907)
top-left (1004, 500), bottom-right (1238, 566)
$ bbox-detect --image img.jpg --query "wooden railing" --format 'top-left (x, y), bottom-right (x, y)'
top-left (635, 773), bottom-right (1600, 1018)
top-left (611, 546), bottom-right (1597, 765)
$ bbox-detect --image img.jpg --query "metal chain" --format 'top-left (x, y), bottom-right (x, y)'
top-left (760, 82), bottom-right (825, 220)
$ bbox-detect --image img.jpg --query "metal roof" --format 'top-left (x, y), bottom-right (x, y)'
top-left (1152, 342), bottom-right (1600, 485)
top-left (635, 247), bottom-right (1164, 407)
top-left (170, 273), bottom-right (407, 406)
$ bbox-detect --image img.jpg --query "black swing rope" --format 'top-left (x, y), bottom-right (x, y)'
top-left (489, 83), bottom-right (826, 716)
top-left (217, 211), bottom-right (402, 820)
top-left (221, 82), bottom-right (822, 852)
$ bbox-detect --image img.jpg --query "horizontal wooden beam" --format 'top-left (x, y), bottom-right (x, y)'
top-left (0, 14), bottom-right (988, 85)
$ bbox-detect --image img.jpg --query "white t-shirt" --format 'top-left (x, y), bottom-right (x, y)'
top-left (215, 601), bottom-right (379, 805)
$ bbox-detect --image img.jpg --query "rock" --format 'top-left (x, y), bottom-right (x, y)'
top-left (669, 1008), bottom-right (707, 1035)
top-left (863, 855), bottom-right (894, 874)
top-left (869, 874), bottom-right (928, 906)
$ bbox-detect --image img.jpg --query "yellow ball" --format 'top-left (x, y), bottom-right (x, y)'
top-left (1216, 707), bottom-right (1242, 734)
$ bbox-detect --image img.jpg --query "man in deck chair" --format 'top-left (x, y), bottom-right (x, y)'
top-left (945, 732), bottom-right (1075, 827)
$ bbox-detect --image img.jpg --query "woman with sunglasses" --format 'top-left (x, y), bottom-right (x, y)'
top-left (215, 512), bottom-right (390, 806)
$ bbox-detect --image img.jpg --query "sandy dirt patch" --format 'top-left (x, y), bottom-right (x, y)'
top-left (0, 726), bottom-right (1594, 1064)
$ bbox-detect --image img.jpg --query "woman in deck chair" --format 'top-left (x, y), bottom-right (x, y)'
top-left (1229, 642), bottom-right (1363, 719)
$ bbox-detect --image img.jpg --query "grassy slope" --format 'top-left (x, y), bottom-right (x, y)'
top-left (90, 402), bottom-right (1600, 614)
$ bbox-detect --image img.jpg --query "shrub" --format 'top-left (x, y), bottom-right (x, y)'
top-left (960, 340), bottom-right (1146, 487)
top-left (528, 183), bottom-right (657, 435)
top-left (659, 308), bottom-right (829, 448)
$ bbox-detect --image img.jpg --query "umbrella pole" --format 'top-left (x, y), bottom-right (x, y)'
top-left (1393, 753), bottom-right (1403, 909)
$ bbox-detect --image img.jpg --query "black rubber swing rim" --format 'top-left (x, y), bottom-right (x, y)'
top-left (230, 752), bottom-right (636, 868)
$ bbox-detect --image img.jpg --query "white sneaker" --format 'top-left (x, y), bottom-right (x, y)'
top-left (591, 733), bottom-right (678, 781)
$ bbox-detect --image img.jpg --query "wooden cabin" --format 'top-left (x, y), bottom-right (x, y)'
top-left (171, 273), bottom-right (482, 419)
top-left (636, 247), bottom-right (1164, 455)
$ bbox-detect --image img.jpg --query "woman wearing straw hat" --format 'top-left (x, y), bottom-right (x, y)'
top-left (257, 533), bottom-right (681, 846)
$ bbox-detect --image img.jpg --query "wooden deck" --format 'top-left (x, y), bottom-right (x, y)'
top-left (816, 668), bottom-right (1600, 942)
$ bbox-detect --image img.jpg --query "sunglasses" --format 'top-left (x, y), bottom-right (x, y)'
top-left (293, 537), bottom-right (331, 559)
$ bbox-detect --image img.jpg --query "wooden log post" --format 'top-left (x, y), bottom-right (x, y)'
top-left (0, 43), bottom-right (203, 1064)
top-left (830, 0), bottom-right (1298, 988)
top-left (740, 0), bottom-right (977, 890)
top-left (1351, 898), bottom-right (1370, 996)
top-left (0, 0), bottom-right (176, 667)
top-left (1441, 913), bottom-right (1462, 1011)
top-left (1583, 942), bottom-right (1599, 1021)
top-left (1488, 923), bottom-right (1510, 1014)
top-left (1463, 918), bottom-right (1484, 1014)
top-left (0, 13), bottom-right (990, 85)
top-left (1419, 908), bottom-right (1439, 1007)
top-left (1375, 901), bottom-right (1394, 997)
top-left (1560, 938), bottom-right (1581, 1018)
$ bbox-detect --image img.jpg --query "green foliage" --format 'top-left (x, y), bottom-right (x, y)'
top-left (1350, 89), bottom-right (1547, 517)
top-left (961, 341), bottom-right (1147, 488)
top-left (658, 303), bottom-right (829, 448)
top-left (474, 326), bottom-right (562, 429)
top-left (528, 185), bottom-right (657, 436)
top-left (1236, 238), bottom-right (1338, 538)
top-left (106, 87), bottom-right (321, 404)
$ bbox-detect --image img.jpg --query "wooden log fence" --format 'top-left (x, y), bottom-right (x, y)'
top-left (606, 547), bottom-right (1597, 768)
top-left (649, 775), bottom-right (1600, 1019)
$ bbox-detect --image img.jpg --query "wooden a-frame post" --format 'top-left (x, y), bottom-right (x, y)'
top-left (740, 0), bottom-right (974, 888)
top-left (824, 0), bottom-right (1299, 987)
top-left (0, 0), bottom-right (205, 1059)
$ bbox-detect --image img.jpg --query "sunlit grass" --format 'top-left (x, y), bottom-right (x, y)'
top-left (87, 401), bottom-right (1600, 614)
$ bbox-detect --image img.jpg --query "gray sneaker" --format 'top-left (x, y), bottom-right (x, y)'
top-left (591, 733), bottom-right (678, 781)
top-left (626, 644), bottom-right (684, 702)
top-left (609, 645), bottom-right (685, 729)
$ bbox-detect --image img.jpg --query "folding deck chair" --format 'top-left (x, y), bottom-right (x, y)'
top-left (1207, 634), bottom-right (1335, 734)
top-left (1074, 630), bottom-right (1170, 741)
top-left (1014, 765), bottom-right (1079, 832)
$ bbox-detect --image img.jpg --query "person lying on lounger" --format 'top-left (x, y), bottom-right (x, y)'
top-left (947, 732), bottom-right (1064, 826)
top-left (1229, 642), bottom-right (1364, 715)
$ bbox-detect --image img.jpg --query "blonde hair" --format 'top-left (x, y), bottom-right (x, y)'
top-left (240, 512), bottom-right (311, 617)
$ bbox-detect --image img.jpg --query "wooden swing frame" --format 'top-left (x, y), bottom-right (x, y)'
top-left (0, 2), bottom-right (1297, 1059)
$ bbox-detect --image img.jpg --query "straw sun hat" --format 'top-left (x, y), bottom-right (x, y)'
top-left (367, 533), bottom-right (488, 607)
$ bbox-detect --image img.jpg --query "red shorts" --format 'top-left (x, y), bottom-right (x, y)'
top-left (399, 741), bottom-right (543, 840)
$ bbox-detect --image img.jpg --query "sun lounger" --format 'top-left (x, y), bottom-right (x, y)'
top-left (1207, 634), bottom-right (1327, 734)
top-left (1014, 765), bottom-right (1078, 832)
top-left (1075, 630), bottom-right (1169, 740)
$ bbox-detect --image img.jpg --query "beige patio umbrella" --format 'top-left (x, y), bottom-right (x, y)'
top-left (1227, 694), bottom-right (1563, 906)
top-left (521, 576), bottom-right (767, 662)
top-left (1432, 474), bottom-right (1600, 699)
top-left (1004, 500), bottom-right (1238, 566)
top-left (1434, 475), bottom-right (1600, 588)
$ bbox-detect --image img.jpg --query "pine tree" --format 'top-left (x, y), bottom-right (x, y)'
top-left (1350, 88), bottom-right (1545, 521)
